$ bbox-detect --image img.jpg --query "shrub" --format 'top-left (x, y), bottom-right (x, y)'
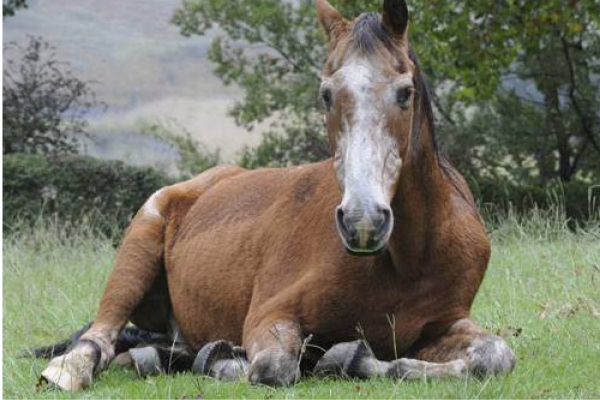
top-left (3, 154), bottom-right (173, 239)
top-left (237, 120), bottom-right (328, 169)
top-left (3, 37), bottom-right (104, 156)
top-left (469, 177), bottom-right (600, 223)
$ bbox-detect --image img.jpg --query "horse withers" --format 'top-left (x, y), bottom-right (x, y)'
top-left (35, 0), bottom-right (515, 390)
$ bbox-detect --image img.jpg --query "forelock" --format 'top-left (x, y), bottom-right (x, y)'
top-left (349, 13), bottom-right (394, 54)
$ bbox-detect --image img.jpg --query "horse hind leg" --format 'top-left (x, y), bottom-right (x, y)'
top-left (40, 209), bottom-right (167, 390)
top-left (39, 167), bottom-right (245, 391)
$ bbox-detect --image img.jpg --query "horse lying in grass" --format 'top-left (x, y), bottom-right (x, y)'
top-left (32, 0), bottom-right (515, 390)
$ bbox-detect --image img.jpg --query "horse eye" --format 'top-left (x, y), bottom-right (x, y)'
top-left (321, 88), bottom-right (333, 111)
top-left (396, 87), bottom-right (414, 109)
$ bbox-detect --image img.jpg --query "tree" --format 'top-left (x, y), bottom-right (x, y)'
top-left (172, 0), bottom-right (328, 167)
top-left (437, 0), bottom-right (600, 184)
top-left (238, 113), bottom-right (329, 168)
top-left (3, 37), bottom-right (104, 155)
top-left (3, 0), bottom-right (27, 18)
top-left (172, 0), bottom-right (600, 183)
top-left (141, 120), bottom-right (220, 179)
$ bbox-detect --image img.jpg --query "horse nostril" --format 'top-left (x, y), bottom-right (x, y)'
top-left (336, 207), bottom-right (356, 239)
top-left (374, 207), bottom-right (392, 235)
top-left (336, 207), bottom-right (346, 233)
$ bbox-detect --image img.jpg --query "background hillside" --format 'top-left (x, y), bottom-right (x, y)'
top-left (3, 0), bottom-right (262, 165)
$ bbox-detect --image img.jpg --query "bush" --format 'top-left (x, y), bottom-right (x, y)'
top-left (237, 121), bottom-right (328, 169)
top-left (469, 177), bottom-right (600, 223)
top-left (3, 154), bottom-right (173, 239)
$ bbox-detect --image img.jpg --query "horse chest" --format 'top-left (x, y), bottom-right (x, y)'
top-left (299, 273), bottom-right (425, 358)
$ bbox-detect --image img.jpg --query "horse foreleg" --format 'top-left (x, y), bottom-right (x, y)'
top-left (195, 318), bottom-right (302, 386)
top-left (314, 319), bottom-right (515, 380)
top-left (313, 340), bottom-right (467, 380)
top-left (244, 319), bottom-right (303, 385)
top-left (411, 318), bottom-right (516, 377)
top-left (40, 211), bottom-right (166, 391)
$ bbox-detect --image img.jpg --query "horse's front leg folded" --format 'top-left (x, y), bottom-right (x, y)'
top-left (314, 319), bottom-right (515, 381)
top-left (193, 318), bottom-right (302, 386)
top-left (313, 340), bottom-right (467, 380)
top-left (412, 318), bottom-right (516, 377)
top-left (244, 318), bottom-right (303, 386)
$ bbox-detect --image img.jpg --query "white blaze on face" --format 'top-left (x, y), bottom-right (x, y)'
top-left (331, 58), bottom-right (404, 215)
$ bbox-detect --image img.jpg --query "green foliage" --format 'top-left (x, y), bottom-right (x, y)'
top-left (140, 121), bottom-right (220, 179)
top-left (2, 0), bottom-right (27, 17)
top-left (237, 114), bottom-right (328, 168)
top-left (173, 0), bottom-right (324, 130)
top-left (173, 0), bottom-right (600, 184)
top-left (441, 93), bottom-right (551, 182)
top-left (3, 37), bottom-right (104, 156)
top-left (3, 154), bottom-right (172, 238)
top-left (469, 177), bottom-right (600, 223)
top-left (172, 0), bottom-right (328, 168)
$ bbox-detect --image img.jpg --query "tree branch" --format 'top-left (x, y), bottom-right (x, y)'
top-left (570, 138), bottom-right (588, 178)
top-left (561, 36), bottom-right (600, 155)
top-left (431, 91), bottom-right (455, 125)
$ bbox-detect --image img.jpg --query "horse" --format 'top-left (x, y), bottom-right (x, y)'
top-left (35, 0), bottom-right (515, 390)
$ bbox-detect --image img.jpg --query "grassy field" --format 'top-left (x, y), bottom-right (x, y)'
top-left (3, 214), bottom-right (600, 399)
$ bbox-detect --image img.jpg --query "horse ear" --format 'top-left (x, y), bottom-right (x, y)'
top-left (382, 0), bottom-right (409, 40)
top-left (315, 0), bottom-right (343, 39)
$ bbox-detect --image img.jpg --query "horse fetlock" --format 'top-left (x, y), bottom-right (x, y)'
top-left (248, 349), bottom-right (299, 386)
top-left (314, 340), bottom-right (386, 379)
top-left (193, 340), bottom-right (248, 381)
top-left (40, 341), bottom-right (99, 391)
top-left (80, 330), bottom-right (116, 369)
top-left (467, 335), bottom-right (516, 377)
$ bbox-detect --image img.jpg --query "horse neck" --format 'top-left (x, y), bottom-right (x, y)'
top-left (387, 112), bottom-right (451, 274)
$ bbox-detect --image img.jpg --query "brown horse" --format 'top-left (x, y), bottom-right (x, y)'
top-left (37, 0), bottom-right (515, 390)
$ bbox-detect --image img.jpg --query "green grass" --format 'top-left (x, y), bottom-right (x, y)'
top-left (3, 215), bottom-right (600, 399)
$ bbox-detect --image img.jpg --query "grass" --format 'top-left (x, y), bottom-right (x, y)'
top-left (3, 214), bottom-right (600, 399)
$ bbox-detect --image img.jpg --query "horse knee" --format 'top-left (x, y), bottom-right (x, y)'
top-left (467, 335), bottom-right (516, 377)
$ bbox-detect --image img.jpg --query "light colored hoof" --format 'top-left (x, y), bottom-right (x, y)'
top-left (40, 349), bottom-right (96, 391)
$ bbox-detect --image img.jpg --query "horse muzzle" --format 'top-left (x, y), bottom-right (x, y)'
top-left (335, 204), bottom-right (393, 256)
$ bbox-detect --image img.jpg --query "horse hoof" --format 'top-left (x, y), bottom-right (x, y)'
top-left (313, 340), bottom-right (376, 379)
top-left (467, 335), bottom-right (516, 377)
top-left (40, 359), bottom-right (88, 391)
top-left (39, 346), bottom-right (97, 391)
top-left (248, 349), bottom-right (299, 386)
top-left (193, 340), bottom-right (236, 376)
top-left (129, 347), bottom-right (163, 377)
